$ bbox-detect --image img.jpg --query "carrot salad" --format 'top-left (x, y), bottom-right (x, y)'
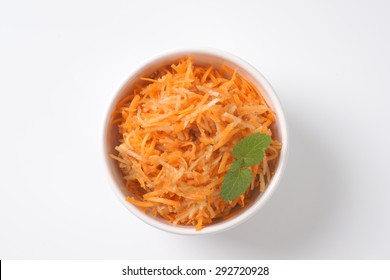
top-left (110, 57), bottom-right (281, 230)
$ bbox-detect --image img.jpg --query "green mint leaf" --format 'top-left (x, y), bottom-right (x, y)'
top-left (232, 133), bottom-right (271, 167)
top-left (229, 159), bottom-right (243, 172)
top-left (220, 133), bottom-right (272, 201)
top-left (221, 167), bottom-right (253, 201)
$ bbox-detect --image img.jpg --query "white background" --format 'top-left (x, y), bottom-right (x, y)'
top-left (1, 0), bottom-right (389, 259)
top-left (3, 261), bottom-right (390, 280)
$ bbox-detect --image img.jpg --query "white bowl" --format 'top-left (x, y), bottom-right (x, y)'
top-left (102, 48), bottom-right (288, 235)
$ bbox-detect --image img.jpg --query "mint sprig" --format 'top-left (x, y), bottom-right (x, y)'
top-left (221, 133), bottom-right (271, 201)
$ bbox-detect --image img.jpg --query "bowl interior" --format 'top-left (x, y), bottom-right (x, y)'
top-left (103, 49), bottom-right (288, 235)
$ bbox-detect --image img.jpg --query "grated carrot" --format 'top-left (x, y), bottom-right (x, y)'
top-left (111, 57), bottom-right (281, 230)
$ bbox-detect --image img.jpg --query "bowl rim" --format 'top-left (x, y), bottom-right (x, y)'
top-left (102, 47), bottom-right (289, 235)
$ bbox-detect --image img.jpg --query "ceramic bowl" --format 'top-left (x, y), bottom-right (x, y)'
top-left (102, 48), bottom-right (288, 235)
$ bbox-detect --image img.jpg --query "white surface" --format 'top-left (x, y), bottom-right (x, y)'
top-left (0, 0), bottom-right (389, 259)
top-left (3, 261), bottom-right (390, 280)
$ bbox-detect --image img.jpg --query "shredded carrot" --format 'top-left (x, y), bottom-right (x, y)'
top-left (126, 197), bottom-right (156, 208)
top-left (145, 197), bottom-right (181, 207)
top-left (111, 57), bottom-right (281, 230)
